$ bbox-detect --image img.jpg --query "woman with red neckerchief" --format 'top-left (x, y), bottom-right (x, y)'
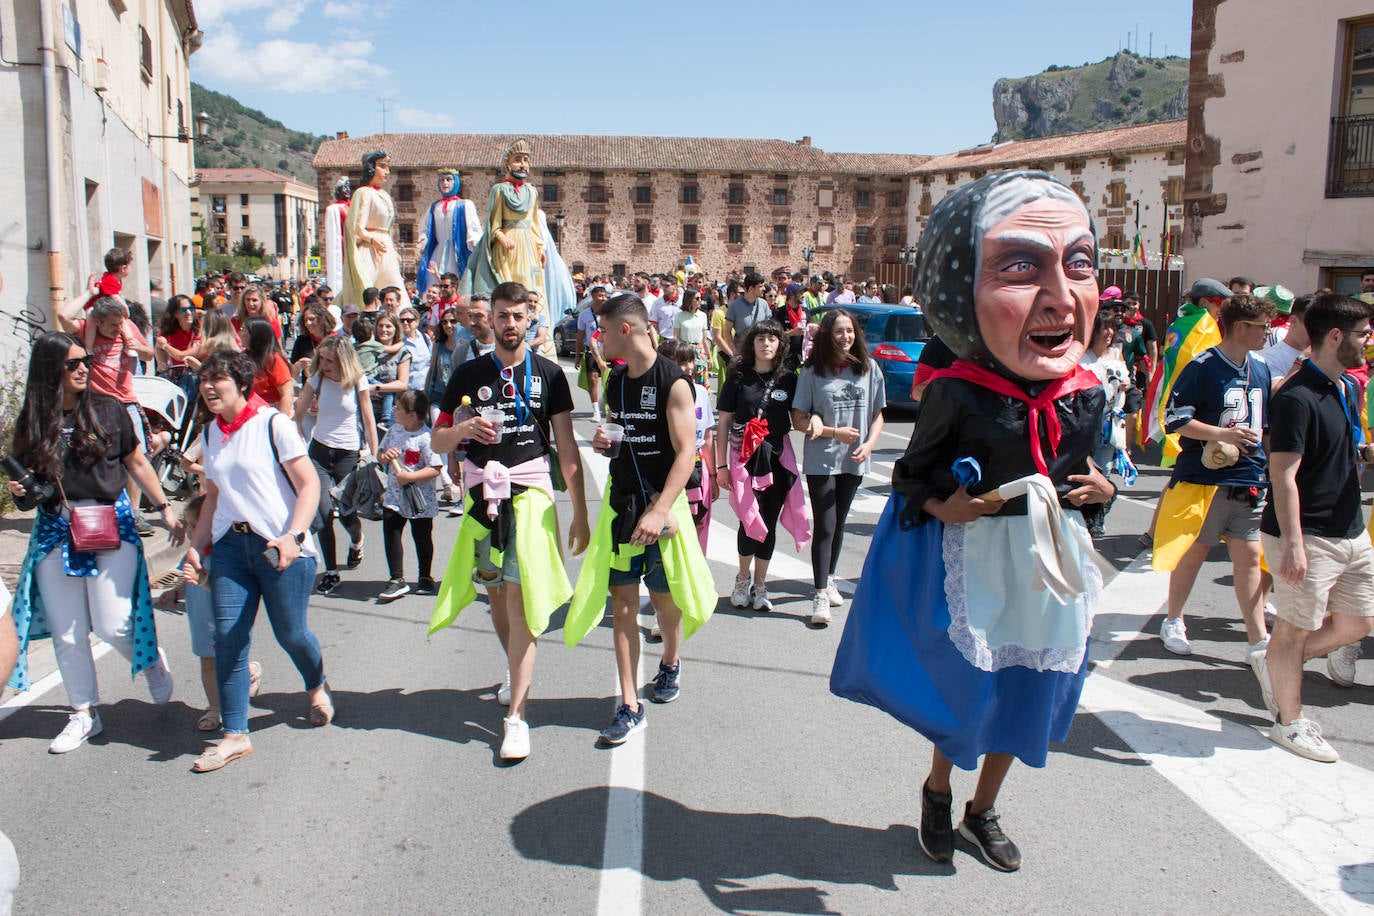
top-left (181, 350), bottom-right (332, 773)
top-left (831, 170), bottom-right (1115, 873)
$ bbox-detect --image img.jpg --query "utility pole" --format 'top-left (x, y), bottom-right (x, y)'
top-left (1149, 32), bottom-right (1153, 58)
top-left (379, 97), bottom-right (393, 135)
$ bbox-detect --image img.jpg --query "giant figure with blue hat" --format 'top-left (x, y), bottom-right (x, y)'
top-left (417, 169), bottom-right (481, 296)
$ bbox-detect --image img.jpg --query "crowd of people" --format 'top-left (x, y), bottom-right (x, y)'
top-left (5, 176), bottom-right (1374, 875)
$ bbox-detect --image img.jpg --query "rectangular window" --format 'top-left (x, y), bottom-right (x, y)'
top-left (887, 191), bottom-right (903, 207)
top-left (853, 258), bottom-right (871, 274)
top-left (212, 195), bottom-right (226, 214)
top-left (885, 227), bottom-right (902, 245)
top-left (683, 224), bottom-right (698, 245)
top-left (612, 263), bottom-right (627, 277)
top-left (1166, 176), bottom-right (1184, 205)
top-left (139, 25), bottom-right (152, 82)
top-left (635, 223), bottom-right (650, 244)
top-left (1108, 182), bottom-right (1126, 208)
top-left (728, 185), bottom-right (745, 205)
top-left (274, 193), bottom-right (286, 254)
top-left (773, 225), bottom-right (788, 245)
top-left (547, 223), bottom-right (560, 244)
top-left (543, 183), bottom-right (559, 203)
top-left (589, 222), bottom-right (606, 243)
top-left (855, 226), bottom-right (872, 245)
top-left (1328, 16), bottom-right (1374, 197)
top-left (241, 213), bottom-right (249, 228)
top-left (240, 194), bottom-right (249, 206)
top-left (818, 187), bottom-right (834, 208)
top-left (855, 189), bottom-right (872, 208)
top-left (396, 183), bottom-right (413, 202)
top-left (398, 223), bottom-right (414, 245)
top-left (817, 224), bottom-right (834, 248)
top-left (682, 185), bottom-right (699, 204)
top-left (635, 186), bottom-right (651, 204)
top-left (590, 171), bottom-right (605, 180)
top-left (728, 224), bottom-right (743, 244)
top-left (587, 184), bottom-right (607, 203)
top-left (773, 188), bottom-right (788, 206)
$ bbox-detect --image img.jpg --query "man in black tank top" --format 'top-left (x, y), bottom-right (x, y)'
top-left (586, 293), bottom-right (699, 745)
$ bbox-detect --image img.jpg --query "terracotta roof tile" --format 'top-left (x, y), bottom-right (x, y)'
top-left (828, 152), bottom-right (933, 174)
top-left (194, 167), bottom-right (313, 190)
top-left (914, 120), bottom-right (1186, 173)
top-left (313, 133), bottom-right (896, 174)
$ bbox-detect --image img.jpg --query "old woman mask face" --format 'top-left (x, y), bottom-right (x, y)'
top-left (915, 170), bottom-right (1099, 382)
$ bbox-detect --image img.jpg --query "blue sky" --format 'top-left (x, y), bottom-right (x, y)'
top-left (191, 0), bottom-right (1194, 155)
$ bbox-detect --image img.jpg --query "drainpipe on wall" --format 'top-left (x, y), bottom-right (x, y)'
top-left (38, 0), bottom-right (66, 324)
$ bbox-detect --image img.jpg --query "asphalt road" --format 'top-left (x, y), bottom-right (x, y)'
top-left (1, 362), bottom-right (1371, 915)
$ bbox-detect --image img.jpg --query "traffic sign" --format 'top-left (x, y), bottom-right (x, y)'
top-left (308, 256), bottom-right (322, 271)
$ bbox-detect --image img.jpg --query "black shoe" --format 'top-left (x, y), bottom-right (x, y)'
top-left (346, 540), bottom-right (365, 569)
top-left (649, 662), bottom-right (680, 704)
top-left (958, 802), bottom-right (1022, 872)
top-left (316, 572), bottom-right (341, 595)
top-left (134, 515), bottom-right (155, 538)
top-left (918, 781), bottom-right (955, 864)
top-left (414, 576), bottom-right (436, 596)
top-left (598, 702), bottom-right (646, 746)
top-left (378, 578), bottom-right (409, 602)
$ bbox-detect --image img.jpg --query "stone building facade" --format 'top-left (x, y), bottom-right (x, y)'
top-left (312, 133), bottom-right (928, 284)
top-left (908, 120), bottom-right (1188, 265)
top-left (191, 168), bottom-right (318, 280)
top-left (1184, 1), bottom-right (1374, 295)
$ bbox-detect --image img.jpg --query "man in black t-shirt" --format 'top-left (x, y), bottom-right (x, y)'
top-left (1253, 293), bottom-right (1374, 764)
top-left (431, 281), bottom-right (589, 762)
top-left (571, 293), bottom-right (714, 747)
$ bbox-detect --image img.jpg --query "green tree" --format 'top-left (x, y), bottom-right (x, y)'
top-left (233, 236), bottom-right (267, 260)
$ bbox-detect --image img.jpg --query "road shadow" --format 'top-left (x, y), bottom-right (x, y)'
top-left (511, 787), bottom-right (948, 912)
top-left (0, 698), bottom-right (246, 763)
top-left (1339, 863), bottom-right (1374, 905)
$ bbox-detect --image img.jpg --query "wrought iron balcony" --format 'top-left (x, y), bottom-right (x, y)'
top-left (1327, 113), bottom-right (1374, 198)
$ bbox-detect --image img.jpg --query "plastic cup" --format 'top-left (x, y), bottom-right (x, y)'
top-left (481, 407), bottom-right (505, 443)
top-left (601, 422), bottom-right (625, 458)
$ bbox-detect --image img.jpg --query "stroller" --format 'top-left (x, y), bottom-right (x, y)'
top-left (132, 374), bottom-right (200, 500)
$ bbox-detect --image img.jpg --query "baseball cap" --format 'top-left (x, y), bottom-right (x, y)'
top-left (1099, 286), bottom-right (1123, 302)
top-left (784, 282), bottom-right (803, 297)
top-left (342, 303), bottom-right (361, 316)
top-left (1188, 278), bottom-right (1233, 301)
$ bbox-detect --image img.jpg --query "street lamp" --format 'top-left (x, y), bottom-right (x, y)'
top-left (801, 245), bottom-right (815, 277)
top-left (554, 211), bottom-right (566, 244)
top-left (149, 110), bottom-right (211, 144)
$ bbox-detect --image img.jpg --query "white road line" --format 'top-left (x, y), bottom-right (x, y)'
top-left (1084, 554), bottom-right (1374, 914)
top-left (0, 641), bottom-right (113, 722)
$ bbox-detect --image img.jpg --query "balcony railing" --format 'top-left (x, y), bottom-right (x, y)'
top-left (1326, 113), bottom-right (1374, 198)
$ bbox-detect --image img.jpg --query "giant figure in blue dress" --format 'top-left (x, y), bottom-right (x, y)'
top-left (830, 170), bottom-right (1114, 873)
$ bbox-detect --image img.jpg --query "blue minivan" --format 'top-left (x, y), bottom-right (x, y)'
top-left (808, 302), bottom-right (930, 408)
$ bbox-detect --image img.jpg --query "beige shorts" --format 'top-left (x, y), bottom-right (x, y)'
top-left (1261, 532), bottom-right (1374, 631)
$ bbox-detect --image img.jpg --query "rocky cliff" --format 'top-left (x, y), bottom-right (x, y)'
top-left (992, 51), bottom-right (1188, 141)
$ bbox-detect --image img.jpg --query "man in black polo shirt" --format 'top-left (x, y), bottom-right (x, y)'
top-left (1253, 293), bottom-right (1374, 763)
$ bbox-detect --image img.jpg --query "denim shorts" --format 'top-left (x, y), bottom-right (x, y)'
top-left (608, 543), bottom-right (669, 594)
top-left (474, 529), bottom-right (520, 585)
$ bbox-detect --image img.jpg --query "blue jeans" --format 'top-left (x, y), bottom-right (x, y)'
top-left (607, 543), bottom-right (670, 593)
top-left (211, 528), bottom-right (324, 734)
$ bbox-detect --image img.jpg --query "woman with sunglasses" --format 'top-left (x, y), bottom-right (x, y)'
top-left (155, 294), bottom-right (202, 402)
top-left (398, 307), bottom-right (431, 393)
top-left (6, 333), bottom-right (183, 754)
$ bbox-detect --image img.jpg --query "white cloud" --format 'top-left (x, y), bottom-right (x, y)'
top-left (264, 0), bottom-right (309, 32)
top-left (396, 107), bottom-right (456, 130)
top-left (323, 1), bottom-right (369, 19)
top-left (196, 27), bottom-right (389, 93)
top-left (195, 0), bottom-right (303, 33)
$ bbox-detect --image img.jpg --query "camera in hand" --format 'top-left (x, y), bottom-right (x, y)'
top-left (1, 454), bottom-right (56, 510)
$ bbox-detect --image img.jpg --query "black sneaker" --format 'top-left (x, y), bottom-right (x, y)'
top-left (316, 572), bottom-right (341, 595)
top-left (378, 578), bottom-right (409, 602)
top-left (346, 540), bottom-right (365, 569)
top-left (649, 662), bottom-right (680, 704)
top-left (918, 781), bottom-right (955, 864)
top-left (958, 802), bottom-right (1022, 872)
top-left (134, 515), bottom-right (155, 538)
top-left (414, 577), bottom-right (436, 596)
top-left (598, 703), bottom-right (646, 746)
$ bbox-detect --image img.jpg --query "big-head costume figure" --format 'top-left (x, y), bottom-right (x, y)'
top-left (417, 169), bottom-right (481, 296)
top-left (460, 138), bottom-right (576, 318)
top-left (830, 170), bottom-right (1114, 871)
top-left (340, 150), bottom-right (405, 310)
top-left (324, 177), bottom-right (351, 294)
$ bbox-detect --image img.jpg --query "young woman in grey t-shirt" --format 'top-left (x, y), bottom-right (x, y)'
top-left (791, 308), bottom-right (886, 625)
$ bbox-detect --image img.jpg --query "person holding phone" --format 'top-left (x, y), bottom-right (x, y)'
top-left (181, 350), bottom-right (332, 773)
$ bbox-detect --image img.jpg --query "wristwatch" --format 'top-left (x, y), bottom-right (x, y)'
top-left (153, 501), bottom-right (170, 512)
top-left (287, 529), bottom-right (306, 546)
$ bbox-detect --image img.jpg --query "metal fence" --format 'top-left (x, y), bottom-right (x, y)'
top-left (1326, 114), bottom-right (1374, 198)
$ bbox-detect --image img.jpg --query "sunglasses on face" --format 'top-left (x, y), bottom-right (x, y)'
top-left (401, 317), bottom-right (416, 324)
top-left (64, 355), bottom-right (94, 371)
top-left (231, 284), bottom-right (246, 291)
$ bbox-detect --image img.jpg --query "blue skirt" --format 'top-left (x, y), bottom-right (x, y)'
top-left (829, 495), bottom-right (1088, 771)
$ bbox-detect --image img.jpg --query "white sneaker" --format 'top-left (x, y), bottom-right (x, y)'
top-left (752, 583), bottom-right (773, 611)
top-left (826, 576), bottom-right (844, 607)
top-left (500, 716), bottom-right (530, 760)
top-left (1159, 617), bottom-right (1191, 655)
top-left (1328, 641), bottom-right (1361, 687)
top-left (1270, 717), bottom-right (1339, 763)
top-left (730, 573), bottom-right (752, 608)
top-left (145, 647), bottom-right (174, 704)
top-left (497, 668), bottom-right (512, 706)
top-left (1250, 648), bottom-right (1279, 719)
top-left (811, 591), bottom-right (833, 627)
top-left (49, 710), bottom-right (102, 754)
top-left (1248, 636), bottom-right (1269, 658)
top-left (592, 406), bottom-right (603, 424)
top-left (1264, 602), bottom-right (1277, 628)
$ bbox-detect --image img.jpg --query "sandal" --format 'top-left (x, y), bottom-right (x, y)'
top-left (308, 682), bottom-right (334, 727)
top-left (248, 661), bottom-right (263, 699)
top-left (191, 741), bottom-right (253, 773)
top-left (196, 708), bottom-right (222, 732)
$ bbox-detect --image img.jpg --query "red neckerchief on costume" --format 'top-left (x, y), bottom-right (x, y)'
top-left (1123, 313), bottom-right (1141, 326)
top-left (214, 393), bottom-right (268, 443)
top-left (1272, 315), bottom-right (1291, 330)
top-left (664, 292), bottom-right (679, 304)
top-left (508, 178), bottom-right (525, 191)
top-left (440, 193), bottom-right (458, 201)
top-left (927, 359), bottom-right (1101, 476)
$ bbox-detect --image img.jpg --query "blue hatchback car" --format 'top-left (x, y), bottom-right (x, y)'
top-left (807, 302), bottom-right (930, 408)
